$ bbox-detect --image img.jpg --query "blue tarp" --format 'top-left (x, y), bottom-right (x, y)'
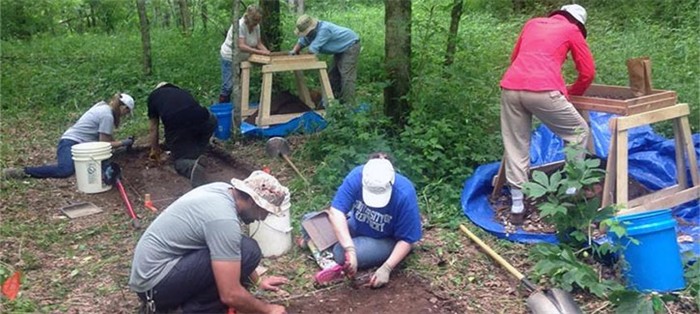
top-left (461, 112), bottom-right (700, 256)
top-left (240, 110), bottom-right (327, 138)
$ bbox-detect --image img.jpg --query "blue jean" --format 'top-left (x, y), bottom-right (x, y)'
top-left (220, 57), bottom-right (234, 98)
top-left (25, 139), bottom-right (79, 178)
top-left (137, 236), bottom-right (262, 313)
top-left (300, 211), bottom-right (396, 270)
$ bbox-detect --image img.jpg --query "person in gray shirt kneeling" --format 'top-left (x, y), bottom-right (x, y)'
top-left (129, 171), bottom-right (290, 314)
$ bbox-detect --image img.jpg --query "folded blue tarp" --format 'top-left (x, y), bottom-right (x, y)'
top-left (461, 112), bottom-right (699, 256)
top-left (241, 110), bottom-right (327, 138)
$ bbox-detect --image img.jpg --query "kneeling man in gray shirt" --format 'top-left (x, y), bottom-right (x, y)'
top-left (129, 171), bottom-right (289, 314)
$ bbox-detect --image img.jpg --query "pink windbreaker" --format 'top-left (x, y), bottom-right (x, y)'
top-left (500, 15), bottom-right (595, 98)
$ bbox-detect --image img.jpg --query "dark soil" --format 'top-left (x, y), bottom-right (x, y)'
top-left (283, 272), bottom-right (458, 313)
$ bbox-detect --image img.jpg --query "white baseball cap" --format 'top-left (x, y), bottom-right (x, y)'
top-left (119, 93), bottom-right (135, 112)
top-left (362, 159), bottom-right (395, 208)
top-left (561, 4), bottom-right (587, 25)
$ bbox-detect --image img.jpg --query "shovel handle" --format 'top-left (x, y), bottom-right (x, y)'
top-left (281, 154), bottom-right (310, 185)
top-left (459, 224), bottom-right (526, 281)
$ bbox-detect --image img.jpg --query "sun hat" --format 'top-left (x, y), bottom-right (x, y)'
top-left (118, 93), bottom-right (135, 112)
top-left (231, 171), bottom-right (290, 215)
top-left (550, 4), bottom-right (588, 38)
top-left (295, 14), bottom-right (318, 37)
top-left (362, 158), bottom-right (395, 208)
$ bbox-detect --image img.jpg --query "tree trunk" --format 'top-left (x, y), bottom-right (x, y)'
top-left (201, 1), bottom-right (208, 30)
top-left (259, 0), bottom-right (282, 52)
top-left (177, 0), bottom-right (191, 35)
top-left (384, 0), bottom-right (412, 128)
top-left (296, 0), bottom-right (305, 15)
top-left (444, 0), bottom-right (463, 66)
top-left (231, 0), bottom-right (242, 140)
top-left (136, 0), bottom-right (153, 76)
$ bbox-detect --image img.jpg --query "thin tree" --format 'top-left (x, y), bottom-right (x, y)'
top-left (136, 0), bottom-right (153, 76)
top-left (231, 0), bottom-right (242, 140)
top-left (296, 0), bottom-right (305, 15)
top-left (384, 0), bottom-right (412, 128)
top-left (177, 0), bottom-right (191, 35)
top-left (444, 0), bottom-right (463, 66)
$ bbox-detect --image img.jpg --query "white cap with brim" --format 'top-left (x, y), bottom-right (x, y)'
top-left (362, 159), bottom-right (395, 208)
top-left (119, 93), bottom-right (135, 112)
top-left (561, 4), bottom-right (587, 25)
top-left (230, 171), bottom-right (290, 216)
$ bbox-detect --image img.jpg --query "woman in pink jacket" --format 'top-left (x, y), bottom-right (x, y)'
top-left (499, 4), bottom-right (595, 225)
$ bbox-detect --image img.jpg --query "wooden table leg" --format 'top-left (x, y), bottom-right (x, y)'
top-left (258, 72), bottom-right (273, 126)
top-left (294, 70), bottom-right (314, 108)
top-left (601, 118), bottom-right (617, 208)
top-left (679, 115), bottom-right (700, 186)
top-left (240, 61), bottom-right (251, 117)
top-left (318, 68), bottom-right (334, 105)
top-left (615, 128), bottom-right (629, 208)
top-left (491, 156), bottom-right (507, 200)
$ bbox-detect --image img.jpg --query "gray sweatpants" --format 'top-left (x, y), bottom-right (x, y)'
top-left (500, 89), bottom-right (589, 189)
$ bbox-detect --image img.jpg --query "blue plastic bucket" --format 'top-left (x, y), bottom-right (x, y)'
top-left (613, 209), bottom-right (686, 292)
top-left (210, 103), bottom-right (233, 140)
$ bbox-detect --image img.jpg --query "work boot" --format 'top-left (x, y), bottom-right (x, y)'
top-left (2, 167), bottom-right (28, 180)
top-left (190, 155), bottom-right (210, 188)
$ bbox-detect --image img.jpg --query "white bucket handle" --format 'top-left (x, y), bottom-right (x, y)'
top-left (262, 220), bottom-right (293, 234)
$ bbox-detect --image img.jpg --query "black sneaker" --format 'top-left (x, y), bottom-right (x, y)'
top-left (510, 212), bottom-right (526, 225)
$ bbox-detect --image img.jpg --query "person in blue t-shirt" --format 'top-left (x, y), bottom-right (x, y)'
top-left (303, 154), bottom-right (422, 288)
top-left (289, 15), bottom-right (360, 104)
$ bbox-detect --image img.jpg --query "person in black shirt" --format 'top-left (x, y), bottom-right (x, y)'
top-left (147, 82), bottom-right (217, 187)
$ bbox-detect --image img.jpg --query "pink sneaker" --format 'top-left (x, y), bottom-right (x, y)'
top-left (313, 264), bottom-right (345, 285)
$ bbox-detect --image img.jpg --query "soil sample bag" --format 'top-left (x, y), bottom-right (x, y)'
top-left (626, 56), bottom-right (653, 97)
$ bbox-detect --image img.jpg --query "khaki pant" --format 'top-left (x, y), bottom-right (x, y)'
top-left (330, 40), bottom-right (360, 104)
top-left (500, 89), bottom-right (589, 188)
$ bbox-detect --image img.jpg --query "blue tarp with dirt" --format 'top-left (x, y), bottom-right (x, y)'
top-left (461, 112), bottom-right (700, 257)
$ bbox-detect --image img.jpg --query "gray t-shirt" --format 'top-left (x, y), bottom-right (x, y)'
top-left (129, 183), bottom-right (243, 292)
top-left (61, 101), bottom-right (115, 143)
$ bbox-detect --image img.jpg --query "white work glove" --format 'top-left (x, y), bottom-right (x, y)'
top-left (288, 50), bottom-right (297, 56)
top-left (369, 263), bottom-right (393, 288)
top-left (343, 246), bottom-right (358, 277)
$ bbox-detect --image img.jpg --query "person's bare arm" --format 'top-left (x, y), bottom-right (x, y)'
top-left (99, 133), bottom-right (120, 148)
top-left (238, 37), bottom-right (270, 55)
top-left (212, 260), bottom-right (286, 314)
top-left (383, 240), bottom-right (412, 269)
top-left (326, 207), bottom-right (354, 249)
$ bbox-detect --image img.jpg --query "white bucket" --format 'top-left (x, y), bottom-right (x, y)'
top-left (249, 204), bottom-right (292, 257)
top-left (71, 142), bottom-right (113, 194)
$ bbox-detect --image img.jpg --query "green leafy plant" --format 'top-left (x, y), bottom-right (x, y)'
top-left (530, 244), bottom-right (623, 298)
top-left (683, 257), bottom-right (700, 310)
top-left (523, 142), bottom-right (631, 297)
top-left (523, 142), bottom-right (617, 246)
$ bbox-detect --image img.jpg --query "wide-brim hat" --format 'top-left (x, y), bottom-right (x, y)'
top-left (295, 14), bottom-right (318, 37)
top-left (231, 170), bottom-right (290, 216)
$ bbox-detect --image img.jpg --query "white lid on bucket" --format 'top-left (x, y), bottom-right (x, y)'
top-left (71, 141), bottom-right (112, 152)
